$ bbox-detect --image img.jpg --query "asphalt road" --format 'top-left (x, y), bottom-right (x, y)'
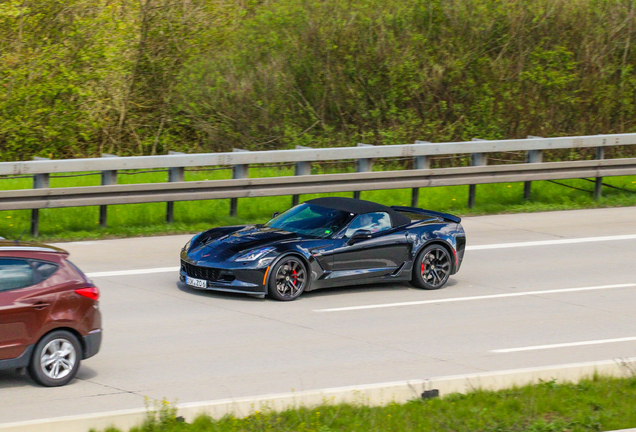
top-left (1, 206), bottom-right (636, 424)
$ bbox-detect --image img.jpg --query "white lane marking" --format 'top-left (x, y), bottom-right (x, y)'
top-left (466, 234), bottom-right (636, 251)
top-left (492, 336), bottom-right (636, 353)
top-left (313, 283), bottom-right (636, 313)
top-left (86, 267), bottom-right (180, 278)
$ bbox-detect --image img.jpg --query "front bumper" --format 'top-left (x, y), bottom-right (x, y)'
top-left (180, 257), bottom-right (269, 295)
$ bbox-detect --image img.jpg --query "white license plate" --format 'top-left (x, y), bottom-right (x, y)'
top-left (186, 276), bottom-right (207, 288)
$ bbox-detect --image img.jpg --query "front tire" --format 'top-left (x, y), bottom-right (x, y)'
top-left (29, 330), bottom-right (81, 387)
top-left (410, 244), bottom-right (452, 290)
top-left (268, 256), bottom-right (308, 301)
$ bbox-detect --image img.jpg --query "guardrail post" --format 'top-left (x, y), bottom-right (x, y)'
top-left (230, 149), bottom-right (249, 217)
top-left (292, 145), bottom-right (311, 207)
top-left (594, 146), bottom-right (605, 200)
top-left (468, 139), bottom-right (487, 208)
top-left (523, 136), bottom-right (543, 200)
top-left (99, 154), bottom-right (119, 227)
top-left (167, 151), bottom-right (185, 224)
top-left (31, 157), bottom-right (50, 237)
top-left (354, 144), bottom-right (373, 200)
top-left (411, 141), bottom-right (431, 207)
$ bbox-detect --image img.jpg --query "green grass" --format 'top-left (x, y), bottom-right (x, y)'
top-left (95, 375), bottom-right (636, 432)
top-left (2, 165), bottom-right (636, 242)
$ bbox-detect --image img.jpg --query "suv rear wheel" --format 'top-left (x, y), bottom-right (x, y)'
top-left (29, 330), bottom-right (81, 387)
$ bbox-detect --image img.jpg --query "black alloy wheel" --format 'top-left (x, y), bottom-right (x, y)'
top-left (410, 244), bottom-right (452, 290)
top-left (269, 256), bottom-right (307, 301)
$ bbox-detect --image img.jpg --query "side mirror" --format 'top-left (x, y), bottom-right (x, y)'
top-left (347, 229), bottom-right (372, 245)
top-left (272, 212), bottom-right (280, 219)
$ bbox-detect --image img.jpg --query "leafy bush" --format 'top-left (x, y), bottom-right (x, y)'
top-left (1, 0), bottom-right (636, 161)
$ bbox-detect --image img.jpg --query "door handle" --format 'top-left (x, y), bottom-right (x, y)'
top-left (31, 302), bottom-right (50, 310)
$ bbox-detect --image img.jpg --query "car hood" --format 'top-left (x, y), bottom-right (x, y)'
top-left (186, 226), bottom-right (300, 262)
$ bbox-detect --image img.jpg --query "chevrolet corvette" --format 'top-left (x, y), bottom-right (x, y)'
top-left (180, 197), bottom-right (466, 301)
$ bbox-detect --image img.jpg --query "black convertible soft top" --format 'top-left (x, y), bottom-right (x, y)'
top-left (305, 197), bottom-right (411, 228)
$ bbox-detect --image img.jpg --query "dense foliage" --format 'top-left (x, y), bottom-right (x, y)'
top-left (2, 0), bottom-right (636, 161)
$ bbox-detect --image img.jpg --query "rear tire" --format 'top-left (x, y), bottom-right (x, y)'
top-left (268, 256), bottom-right (308, 301)
top-left (29, 330), bottom-right (81, 387)
top-left (410, 244), bottom-right (452, 290)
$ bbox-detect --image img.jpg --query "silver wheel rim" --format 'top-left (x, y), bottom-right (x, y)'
top-left (275, 259), bottom-right (306, 299)
top-left (40, 338), bottom-right (76, 380)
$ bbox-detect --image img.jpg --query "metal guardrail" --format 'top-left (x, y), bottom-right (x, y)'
top-left (2, 133), bottom-right (636, 175)
top-left (2, 158), bottom-right (636, 211)
top-left (2, 133), bottom-right (636, 236)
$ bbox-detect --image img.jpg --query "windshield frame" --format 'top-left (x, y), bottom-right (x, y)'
top-left (265, 203), bottom-right (354, 239)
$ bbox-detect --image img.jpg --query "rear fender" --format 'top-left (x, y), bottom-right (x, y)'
top-left (418, 240), bottom-right (457, 274)
top-left (391, 206), bottom-right (461, 223)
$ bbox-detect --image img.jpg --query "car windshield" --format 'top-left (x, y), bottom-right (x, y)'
top-left (265, 203), bottom-right (352, 238)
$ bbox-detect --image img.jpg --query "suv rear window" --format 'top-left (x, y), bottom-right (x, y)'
top-left (0, 258), bottom-right (35, 292)
top-left (33, 260), bottom-right (59, 280)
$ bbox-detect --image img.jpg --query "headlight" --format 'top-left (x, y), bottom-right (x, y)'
top-left (183, 239), bottom-right (192, 250)
top-left (235, 247), bottom-right (275, 262)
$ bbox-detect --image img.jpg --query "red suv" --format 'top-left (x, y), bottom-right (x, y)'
top-left (0, 240), bottom-right (101, 386)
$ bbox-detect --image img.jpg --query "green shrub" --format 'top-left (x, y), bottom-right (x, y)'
top-left (1, 0), bottom-right (636, 161)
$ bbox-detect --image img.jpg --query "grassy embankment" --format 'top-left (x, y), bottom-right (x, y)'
top-left (1, 164), bottom-right (636, 242)
top-left (95, 375), bottom-right (636, 432)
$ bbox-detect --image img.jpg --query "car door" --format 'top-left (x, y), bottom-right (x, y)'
top-left (0, 258), bottom-right (53, 360)
top-left (328, 212), bottom-right (409, 283)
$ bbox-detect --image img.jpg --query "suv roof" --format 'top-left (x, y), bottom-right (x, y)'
top-left (0, 240), bottom-right (68, 254)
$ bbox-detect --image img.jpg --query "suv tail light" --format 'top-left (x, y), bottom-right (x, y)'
top-left (75, 286), bottom-right (100, 301)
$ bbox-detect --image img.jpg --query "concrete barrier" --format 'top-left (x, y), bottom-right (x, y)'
top-left (2, 357), bottom-right (635, 432)
top-left (429, 357), bottom-right (636, 395)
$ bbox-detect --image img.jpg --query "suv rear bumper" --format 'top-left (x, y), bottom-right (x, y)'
top-left (83, 329), bottom-right (102, 359)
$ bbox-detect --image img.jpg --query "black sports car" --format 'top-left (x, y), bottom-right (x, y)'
top-left (180, 197), bottom-right (466, 301)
